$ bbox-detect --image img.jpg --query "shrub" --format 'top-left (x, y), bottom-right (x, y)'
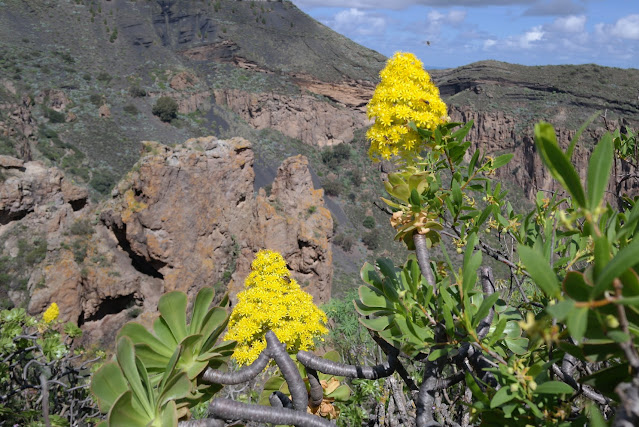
top-left (89, 93), bottom-right (103, 106)
top-left (128, 85), bottom-right (147, 97)
top-left (322, 178), bottom-right (341, 197)
top-left (362, 215), bottom-right (376, 229)
top-left (123, 103), bottom-right (138, 115)
top-left (0, 306), bottom-right (98, 426)
top-left (361, 231), bottom-right (378, 250)
top-left (96, 71), bottom-right (111, 82)
top-left (349, 168), bottom-right (362, 186)
top-left (43, 107), bottom-right (65, 123)
top-left (334, 233), bottom-right (354, 252)
top-left (152, 96), bottom-right (178, 122)
top-left (321, 143), bottom-right (351, 169)
top-left (89, 169), bottom-right (115, 195)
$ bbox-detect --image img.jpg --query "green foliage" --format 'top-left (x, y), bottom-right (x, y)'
top-left (322, 178), bottom-right (341, 197)
top-left (354, 117), bottom-right (639, 424)
top-left (129, 85), bottom-right (147, 98)
top-left (362, 215), bottom-right (376, 229)
top-left (361, 231), bottom-right (378, 250)
top-left (0, 307), bottom-right (98, 425)
top-left (152, 96), bottom-right (178, 123)
top-left (123, 103), bottom-right (138, 115)
top-left (96, 72), bottom-right (111, 83)
top-left (321, 143), bottom-right (351, 169)
top-left (92, 288), bottom-right (235, 425)
top-left (333, 233), bottom-right (354, 252)
top-left (44, 107), bottom-right (66, 123)
top-left (90, 169), bottom-right (116, 195)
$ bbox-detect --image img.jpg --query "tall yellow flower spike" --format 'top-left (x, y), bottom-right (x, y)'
top-left (42, 303), bottom-right (59, 324)
top-left (225, 250), bottom-right (328, 365)
top-left (366, 52), bottom-right (447, 161)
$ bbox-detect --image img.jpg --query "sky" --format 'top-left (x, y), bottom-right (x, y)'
top-left (291, 0), bottom-right (639, 69)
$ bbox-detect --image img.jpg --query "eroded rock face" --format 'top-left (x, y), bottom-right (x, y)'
top-left (0, 95), bottom-right (36, 160)
top-left (448, 106), bottom-right (637, 201)
top-left (0, 159), bottom-right (88, 226)
top-left (213, 89), bottom-right (369, 147)
top-left (101, 137), bottom-right (332, 305)
top-left (19, 136), bottom-right (332, 345)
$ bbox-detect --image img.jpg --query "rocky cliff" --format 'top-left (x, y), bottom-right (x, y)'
top-left (1, 136), bottom-right (332, 344)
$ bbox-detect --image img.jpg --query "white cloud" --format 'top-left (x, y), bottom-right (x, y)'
top-left (483, 39), bottom-right (497, 49)
top-left (549, 15), bottom-right (586, 33)
top-left (610, 14), bottom-right (639, 40)
top-left (520, 26), bottom-right (545, 47)
top-left (330, 8), bottom-right (387, 36)
top-left (424, 9), bottom-right (467, 37)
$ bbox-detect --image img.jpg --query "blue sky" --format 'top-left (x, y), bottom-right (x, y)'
top-left (291, 0), bottom-right (639, 69)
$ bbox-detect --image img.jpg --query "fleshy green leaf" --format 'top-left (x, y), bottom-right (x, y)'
top-left (533, 381), bottom-right (574, 395)
top-left (189, 287), bottom-right (214, 335)
top-left (107, 390), bottom-right (152, 427)
top-left (91, 362), bottom-right (128, 413)
top-left (594, 238), bottom-right (639, 297)
top-left (490, 386), bottom-right (515, 408)
top-left (518, 245), bottom-right (560, 298)
top-left (492, 153), bottom-right (514, 169)
top-left (534, 122), bottom-right (586, 208)
top-left (587, 133), bottom-right (613, 210)
top-left (158, 292), bottom-right (188, 342)
top-left (116, 337), bottom-right (153, 418)
top-left (567, 307), bottom-right (588, 342)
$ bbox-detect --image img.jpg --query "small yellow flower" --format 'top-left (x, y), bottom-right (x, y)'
top-left (366, 52), bottom-right (447, 161)
top-left (42, 303), bottom-right (59, 324)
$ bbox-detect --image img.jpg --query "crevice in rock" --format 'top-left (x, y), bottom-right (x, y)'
top-left (108, 220), bottom-right (165, 279)
top-left (78, 293), bottom-right (139, 325)
top-left (69, 198), bottom-right (87, 211)
top-left (0, 208), bottom-right (30, 226)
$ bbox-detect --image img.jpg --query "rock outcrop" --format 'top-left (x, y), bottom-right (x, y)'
top-left (0, 158), bottom-right (88, 226)
top-left (19, 137), bottom-right (332, 345)
top-left (214, 89), bottom-right (368, 147)
top-left (0, 95), bottom-right (36, 160)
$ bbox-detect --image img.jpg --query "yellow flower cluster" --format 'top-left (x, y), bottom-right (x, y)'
top-left (366, 52), bottom-right (448, 161)
top-left (42, 303), bottom-right (59, 324)
top-left (225, 250), bottom-right (328, 365)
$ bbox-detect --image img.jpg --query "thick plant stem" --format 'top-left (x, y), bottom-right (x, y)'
top-left (208, 398), bottom-right (333, 427)
top-left (201, 350), bottom-right (270, 385)
top-left (266, 331), bottom-right (308, 412)
top-left (414, 233), bottom-right (437, 291)
top-left (477, 267), bottom-right (495, 340)
top-left (415, 358), bottom-right (444, 427)
top-left (306, 368), bottom-right (324, 409)
top-left (297, 350), bottom-right (396, 379)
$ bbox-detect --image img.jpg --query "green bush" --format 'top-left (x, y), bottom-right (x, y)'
top-left (361, 231), bottom-right (378, 250)
top-left (129, 85), bottom-right (147, 97)
top-left (362, 216), bottom-right (375, 229)
top-left (322, 178), bottom-right (341, 197)
top-left (123, 103), bottom-right (138, 115)
top-left (321, 143), bottom-right (351, 169)
top-left (152, 96), bottom-right (178, 122)
top-left (334, 233), bottom-right (354, 252)
top-left (89, 169), bottom-right (116, 195)
top-left (43, 107), bottom-right (65, 124)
